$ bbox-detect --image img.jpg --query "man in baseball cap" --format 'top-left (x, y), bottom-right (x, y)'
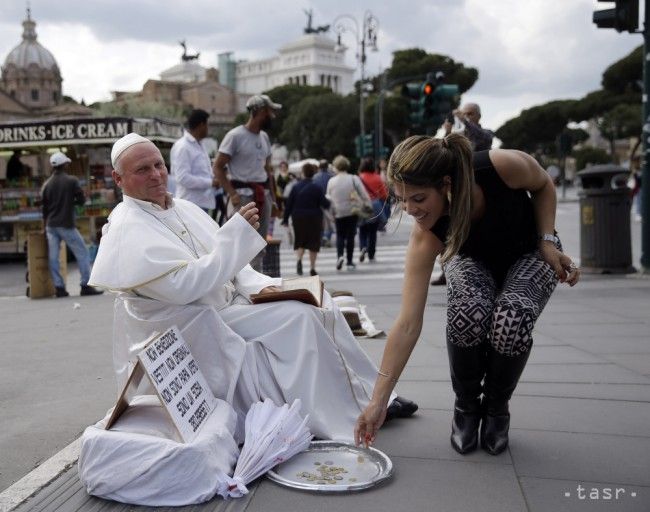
top-left (41, 151), bottom-right (103, 297)
top-left (245, 94), bottom-right (282, 112)
top-left (214, 93), bottom-right (283, 271)
top-left (49, 151), bottom-right (72, 167)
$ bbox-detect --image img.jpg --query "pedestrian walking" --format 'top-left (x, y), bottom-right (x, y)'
top-left (282, 162), bottom-right (330, 276)
top-left (214, 94), bottom-right (281, 271)
top-left (313, 159), bottom-right (335, 247)
top-left (358, 157), bottom-right (388, 262)
top-left (40, 152), bottom-right (103, 297)
top-left (170, 109), bottom-right (215, 213)
top-left (326, 155), bottom-right (372, 270)
top-left (355, 134), bottom-right (580, 455)
top-left (275, 161), bottom-right (290, 211)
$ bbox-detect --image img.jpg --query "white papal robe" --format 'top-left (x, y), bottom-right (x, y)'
top-left (90, 194), bottom-right (393, 441)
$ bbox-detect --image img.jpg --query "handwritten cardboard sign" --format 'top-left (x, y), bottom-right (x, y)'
top-left (106, 326), bottom-right (217, 443)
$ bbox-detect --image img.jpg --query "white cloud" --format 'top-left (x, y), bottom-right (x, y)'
top-left (0, 0), bottom-right (642, 131)
top-left (39, 24), bottom-right (182, 103)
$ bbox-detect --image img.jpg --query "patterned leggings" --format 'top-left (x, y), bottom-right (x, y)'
top-left (445, 250), bottom-right (559, 356)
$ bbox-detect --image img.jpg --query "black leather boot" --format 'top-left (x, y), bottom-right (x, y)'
top-left (480, 348), bottom-right (531, 455)
top-left (447, 341), bottom-right (486, 454)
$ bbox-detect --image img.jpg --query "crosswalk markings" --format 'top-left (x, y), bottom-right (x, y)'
top-left (269, 243), bottom-right (445, 280)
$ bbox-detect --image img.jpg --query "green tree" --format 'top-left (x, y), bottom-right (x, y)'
top-left (597, 103), bottom-right (642, 161)
top-left (572, 146), bottom-right (612, 171)
top-left (281, 93), bottom-right (358, 159)
top-left (357, 95), bottom-right (412, 155)
top-left (261, 84), bottom-right (332, 143)
top-left (495, 100), bottom-right (577, 152)
top-left (497, 44), bottom-right (642, 153)
top-left (386, 48), bottom-right (478, 94)
top-left (360, 48), bottom-right (479, 143)
top-left (602, 45), bottom-right (642, 95)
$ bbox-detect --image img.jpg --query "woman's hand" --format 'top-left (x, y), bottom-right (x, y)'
top-left (238, 202), bottom-right (260, 230)
top-left (539, 242), bottom-right (580, 286)
top-left (354, 400), bottom-right (387, 448)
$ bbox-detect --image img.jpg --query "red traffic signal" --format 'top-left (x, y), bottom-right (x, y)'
top-left (422, 82), bottom-right (434, 95)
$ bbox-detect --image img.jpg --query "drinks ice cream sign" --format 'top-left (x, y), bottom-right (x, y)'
top-left (0, 119), bottom-right (130, 144)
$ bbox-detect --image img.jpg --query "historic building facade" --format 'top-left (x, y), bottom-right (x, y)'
top-left (223, 33), bottom-right (355, 98)
top-left (0, 9), bottom-right (92, 122)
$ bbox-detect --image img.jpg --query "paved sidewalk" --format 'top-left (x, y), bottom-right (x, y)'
top-left (1, 196), bottom-right (649, 511)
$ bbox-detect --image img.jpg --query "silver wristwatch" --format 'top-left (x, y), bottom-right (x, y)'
top-left (539, 233), bottom-right (560, 244)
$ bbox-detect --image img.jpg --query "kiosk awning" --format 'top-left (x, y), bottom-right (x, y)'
top-left (0, 116), bottom-right (183, 149)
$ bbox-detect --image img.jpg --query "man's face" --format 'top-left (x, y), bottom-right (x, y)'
top-left (460, 106), bottom-right (480, 124)
top-left (197, 121), bottom-right (209, 140)
top-left (113, 142), bottom-right (168, 207)
top-left (260, 107), bottom-right (277, 130)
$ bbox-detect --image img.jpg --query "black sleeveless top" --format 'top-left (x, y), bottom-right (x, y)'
top-left (430, 150), bottom-right (538, 286)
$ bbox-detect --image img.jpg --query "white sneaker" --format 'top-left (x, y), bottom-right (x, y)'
top-left (336, 257), bottom-right (344, 270)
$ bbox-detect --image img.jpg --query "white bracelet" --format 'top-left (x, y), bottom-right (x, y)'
top-left (378, 370), bottom-right (398, 383)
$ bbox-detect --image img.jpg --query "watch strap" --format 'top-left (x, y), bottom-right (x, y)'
top-left (539, 233), bottom-right (559, 244)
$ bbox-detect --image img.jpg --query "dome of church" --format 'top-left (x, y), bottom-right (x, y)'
top-left (2, 11), bottom-right (59, 73)
top-left (1, 9), bottom-right (62, 110)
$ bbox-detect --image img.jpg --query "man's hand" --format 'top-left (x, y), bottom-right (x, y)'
top-left (258, 285), bottom-right (282, 294)
top-left (230, 192), bottom-right (242, 209)
top-left (238, 202), bottom-right (260, 230)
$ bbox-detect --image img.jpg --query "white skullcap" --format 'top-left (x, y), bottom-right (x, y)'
top-left (111, 133), bottom-right (151, 167)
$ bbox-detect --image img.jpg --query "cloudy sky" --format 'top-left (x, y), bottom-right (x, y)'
top-left (0, 0), bottom-right (641, 130)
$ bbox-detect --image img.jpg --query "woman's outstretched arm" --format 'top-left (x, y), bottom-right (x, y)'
top-left (355, 225), bottom-right (441, 446)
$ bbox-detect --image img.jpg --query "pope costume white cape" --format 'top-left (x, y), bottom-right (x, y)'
top-left (89, 194), bottom-right (394, 441)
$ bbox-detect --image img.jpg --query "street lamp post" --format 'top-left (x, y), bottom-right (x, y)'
top-left (334, 11), bottom-right (379, 141)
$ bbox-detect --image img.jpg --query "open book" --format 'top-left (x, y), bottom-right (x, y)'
top-left (250, 275), bottom-right (324, 308)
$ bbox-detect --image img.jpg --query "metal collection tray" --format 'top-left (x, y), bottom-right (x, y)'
top-left (266, 440), bottom-right (393, 493)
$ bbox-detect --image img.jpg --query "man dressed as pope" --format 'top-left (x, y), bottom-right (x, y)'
top-left (89, 133), bottom-right (417, 441)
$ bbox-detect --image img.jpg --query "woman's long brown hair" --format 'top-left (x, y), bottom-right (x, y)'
top-left (387, 133), bottom-right (474, 262)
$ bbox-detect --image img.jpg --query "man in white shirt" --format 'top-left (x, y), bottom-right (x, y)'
top-left (214, 95), bottom-right (280, 271)
top-left (90, 133), bottom-right (417, 442)
top-left (171, 109), bottom-right (215, 212)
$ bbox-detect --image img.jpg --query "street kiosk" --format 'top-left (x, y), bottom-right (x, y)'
top-left (0, 116), bottom-right (182, 257)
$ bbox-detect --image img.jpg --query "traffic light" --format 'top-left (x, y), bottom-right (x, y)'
top-left (362, 132), bottom-right (374, 157)
top-left (593, 0), bottom-right (638, 32)
top-left (429, 84), bottom-right (460, 127)
top-left (402, 77), bottom-right (459, 133)
top-left (402, 82), bottom-right (427, 128)
top-left (354, 132), bottom-right (375, 158)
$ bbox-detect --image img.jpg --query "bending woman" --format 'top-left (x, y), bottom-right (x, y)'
top-left (355, 134), bottom-right (580, 455)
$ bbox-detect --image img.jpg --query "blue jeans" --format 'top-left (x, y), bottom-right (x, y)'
top-left (46, 226), bottom-right (91, 288)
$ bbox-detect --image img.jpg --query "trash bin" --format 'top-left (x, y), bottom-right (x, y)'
top-left (262, 239), bottom-right (282, 277)
top-left (577, 164), bottom-right (635, 274)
